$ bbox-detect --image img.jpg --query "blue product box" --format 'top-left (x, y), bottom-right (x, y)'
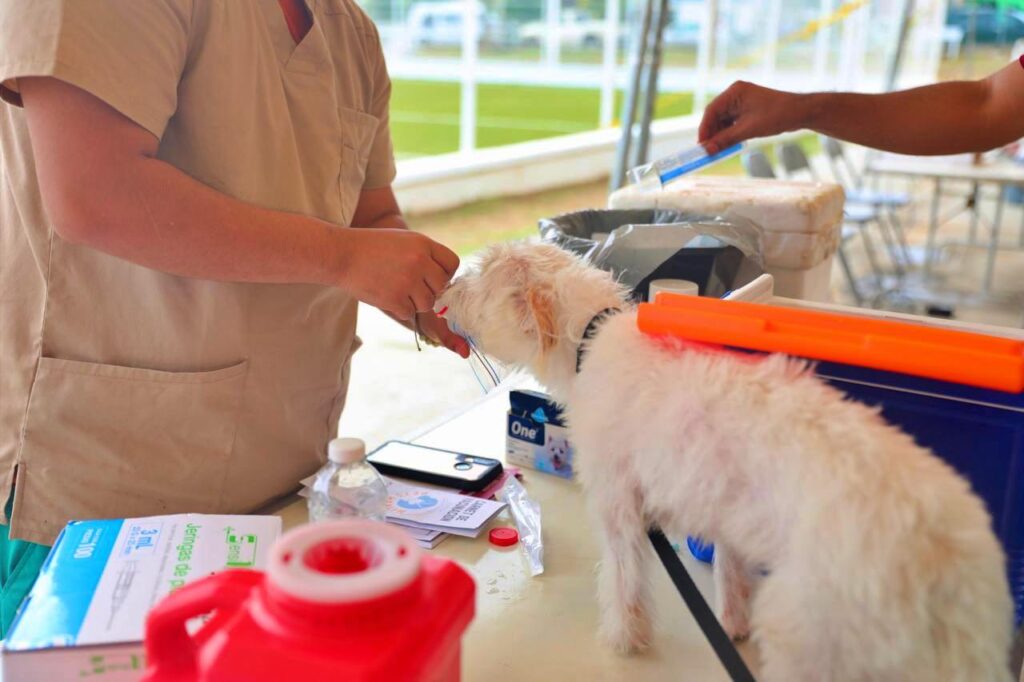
top-left (2, 514), bottom-right (281, 682)
top-left (507, 390), bottom-right (575, 479)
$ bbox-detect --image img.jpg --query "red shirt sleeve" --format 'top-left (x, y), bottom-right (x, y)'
top-left (1020, 54), bottom-right (1024, 69)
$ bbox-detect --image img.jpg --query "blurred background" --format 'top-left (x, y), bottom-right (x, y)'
top-left (340, 0), bottom-right (1024, 444)
top-left (360, 0), bottom-right (1010, 160)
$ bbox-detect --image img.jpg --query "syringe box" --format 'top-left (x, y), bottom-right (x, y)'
top-left (3, 514), bottom-right (281, 682)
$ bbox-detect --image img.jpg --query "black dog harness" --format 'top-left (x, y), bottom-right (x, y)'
top-left (575, 308), bottom-right (620, 374)
top-left (575, 307), bottom-right (757, 682)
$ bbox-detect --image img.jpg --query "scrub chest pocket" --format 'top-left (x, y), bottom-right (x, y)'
top-left (338, 107), bottom-right (381, 224)
top-left (15, 357), bottom-right (249, 540)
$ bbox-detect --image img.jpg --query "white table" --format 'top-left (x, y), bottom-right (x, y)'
top-left (276, 387), bottom-right (759, 681)
top-left (867, 153), bottom-right (1024, 294)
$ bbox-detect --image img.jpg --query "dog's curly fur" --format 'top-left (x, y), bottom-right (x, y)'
top-left (438, 241), bottom-right (1013, 682)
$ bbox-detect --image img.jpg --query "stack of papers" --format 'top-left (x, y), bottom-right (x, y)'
top-left (384, 478), bottom-right (506, 548)
top-left (300, 476), bottom-right (507, 549)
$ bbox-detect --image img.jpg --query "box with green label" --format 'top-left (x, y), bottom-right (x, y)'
top-left (2, 513), bottom-right (281, 682)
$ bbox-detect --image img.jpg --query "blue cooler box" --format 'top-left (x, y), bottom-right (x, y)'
top-left (686, 351), bottom-right (1024, 623)
top-left (814, 360), bottom-right (1024, 623)
top-left (671, 287), bottom-right (1024, 623)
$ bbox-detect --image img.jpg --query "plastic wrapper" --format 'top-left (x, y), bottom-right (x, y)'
top-left (539, 209), bottom-right (765, 301)
top-left (627, 142), bottom-right (744, 190)
top-left (496, 475), bottom-right (543, 576)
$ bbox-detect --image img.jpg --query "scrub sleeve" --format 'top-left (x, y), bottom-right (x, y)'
top-left (0, 496), bottom-right (49, 636)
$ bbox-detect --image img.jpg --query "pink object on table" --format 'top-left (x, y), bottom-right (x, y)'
top-left (467, 466), bottom-right (521, 499)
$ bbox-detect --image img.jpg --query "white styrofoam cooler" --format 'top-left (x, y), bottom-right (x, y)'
top-left (609, 176), bottom-right (845, 302)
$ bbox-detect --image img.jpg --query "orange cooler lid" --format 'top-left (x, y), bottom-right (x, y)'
top-left (637, 293), bottom-right (1024, 393)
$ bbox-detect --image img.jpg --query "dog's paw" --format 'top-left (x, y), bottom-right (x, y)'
top-left (599, 608), bottom-right (653, 654)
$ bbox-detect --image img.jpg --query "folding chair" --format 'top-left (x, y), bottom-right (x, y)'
top-left (742, 148), bottom-right (776, 179)
top-left (821, 136), bottom-right (914, 268)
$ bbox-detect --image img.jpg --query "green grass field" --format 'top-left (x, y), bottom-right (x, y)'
top-left (390, 79), bottom-right (695, 158)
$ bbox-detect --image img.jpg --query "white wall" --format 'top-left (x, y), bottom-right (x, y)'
top-left (395, 114), bottom-right (702, 213)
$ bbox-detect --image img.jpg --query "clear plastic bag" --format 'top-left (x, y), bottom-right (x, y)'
top-left (539, 209), bottom-right (765, 301)
top-left (496, 475), bottom-right (543, 576)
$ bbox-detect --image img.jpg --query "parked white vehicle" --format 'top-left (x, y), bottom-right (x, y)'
top-left (407, 1), bottom-right (513, 48)
top-left (519, 9), bottom-right (605, 49)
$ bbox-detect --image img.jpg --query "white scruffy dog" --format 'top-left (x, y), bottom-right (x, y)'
top-left (438, 241), bottom-right (1013, 682)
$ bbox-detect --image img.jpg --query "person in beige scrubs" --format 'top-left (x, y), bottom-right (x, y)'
top-left (0, 0), bottom-right (468, 632)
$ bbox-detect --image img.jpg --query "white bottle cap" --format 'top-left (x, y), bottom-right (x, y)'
top-left (328, 437), bottom-right (366, 464)
top-left (648, 279), bottom-right (700, 302)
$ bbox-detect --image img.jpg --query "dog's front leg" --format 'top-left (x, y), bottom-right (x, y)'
top-left (593, 485), bottom-right (654, 654)
top-left (713, 544), bottom-right (752, 641)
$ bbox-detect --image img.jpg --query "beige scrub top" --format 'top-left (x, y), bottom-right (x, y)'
top-left (0, 0), bottom-right (396, 545)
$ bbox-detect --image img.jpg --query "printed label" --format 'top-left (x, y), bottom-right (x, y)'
top-left (118, 522), bottom-right (163, 559)
top-left (224, 528), bottom-right (258, 568)
top-left (508, 415), bottom-right (543, 444)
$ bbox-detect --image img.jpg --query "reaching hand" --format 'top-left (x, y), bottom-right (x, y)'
top-left (699, 81), bottom-right (809, 154)
top-left (335, 228), bottom-right (459, 321)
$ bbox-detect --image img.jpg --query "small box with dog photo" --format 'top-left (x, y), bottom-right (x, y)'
top-left (506, 390), bottom-right (575, 479)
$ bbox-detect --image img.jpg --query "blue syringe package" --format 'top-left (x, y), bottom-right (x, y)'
top-left (3, 514), bottom-right (281, 682)
top-left (507, 390), bottom-right (575, 479)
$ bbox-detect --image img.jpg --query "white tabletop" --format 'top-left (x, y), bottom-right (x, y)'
top-left (278, 387), bottom-right (760, 680)
top-left (867, 152), bottom-right (1024, 185)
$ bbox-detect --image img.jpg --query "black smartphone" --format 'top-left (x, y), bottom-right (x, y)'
top-left (366, 441), bottom-right (503, 492)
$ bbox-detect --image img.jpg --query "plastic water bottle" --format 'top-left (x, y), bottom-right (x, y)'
top-left (308, 438), bottom-right (389, 523)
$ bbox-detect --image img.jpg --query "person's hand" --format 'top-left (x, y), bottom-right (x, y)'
top-left (383, 311), bottom-right (470, 358)
top-left (699, 81), bottom-right (809, 154)
top-left (334, 228), bottom-right (459, 320)
top-left (414, 312), bottom-right (471, 358)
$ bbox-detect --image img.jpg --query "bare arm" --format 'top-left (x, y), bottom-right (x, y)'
top-left (21, 76), bottom-right (458, 320)
top-left (699, 61), bottom-right (1024, 156)
top-left (351, 185), bottom-right (408, 230)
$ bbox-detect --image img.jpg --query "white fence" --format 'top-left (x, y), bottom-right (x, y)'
top-left (370, 0), bottom-right (951, 210)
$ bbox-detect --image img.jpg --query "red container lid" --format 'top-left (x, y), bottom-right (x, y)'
top-left (489, 527), bottom-right (519, 547)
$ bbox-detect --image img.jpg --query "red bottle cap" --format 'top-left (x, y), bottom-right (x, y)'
top-left (488, 527), bottom-right (519, 547)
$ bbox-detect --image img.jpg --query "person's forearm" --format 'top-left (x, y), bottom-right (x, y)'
top-left (366, 213), bottom-right (408, 229)
top-left (55, 154), bottom-right (352, 287)
top-left (798, 80), bottom-right (1006, 155)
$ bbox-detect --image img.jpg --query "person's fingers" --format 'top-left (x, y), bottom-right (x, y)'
top-left (703, 114), bottom-right (758, 155)
top-left (701, 136), bottom-right (723, 156)
top-left (434, 322), bottom-right (471, 358)
top-left (702, 131), bottom-right (734, 156)
top-left (399, 297), bottom-right (418, 321)
top-left (410, 281), bottom-right (435, 313)
top-left (698, 98), bottom-right (730, 142)
top-left (424, 266), bottom-right (451, 297)
top-left (430, 242), bottom-right (460, 277)
top-left (387, 300), bottom-right (414, 322)
top-left (698, 81), bottom-right (743, 142)
top-left (412, 313), bottom-right (470, 358)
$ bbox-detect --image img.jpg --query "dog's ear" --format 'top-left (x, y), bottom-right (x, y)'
top-left (526, 286), bottom-right (558, 352)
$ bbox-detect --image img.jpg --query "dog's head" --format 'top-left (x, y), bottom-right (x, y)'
top-left (437, 241), bottom-right (627, 387)
top-left (546, 434), bottom-right (568, 457)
